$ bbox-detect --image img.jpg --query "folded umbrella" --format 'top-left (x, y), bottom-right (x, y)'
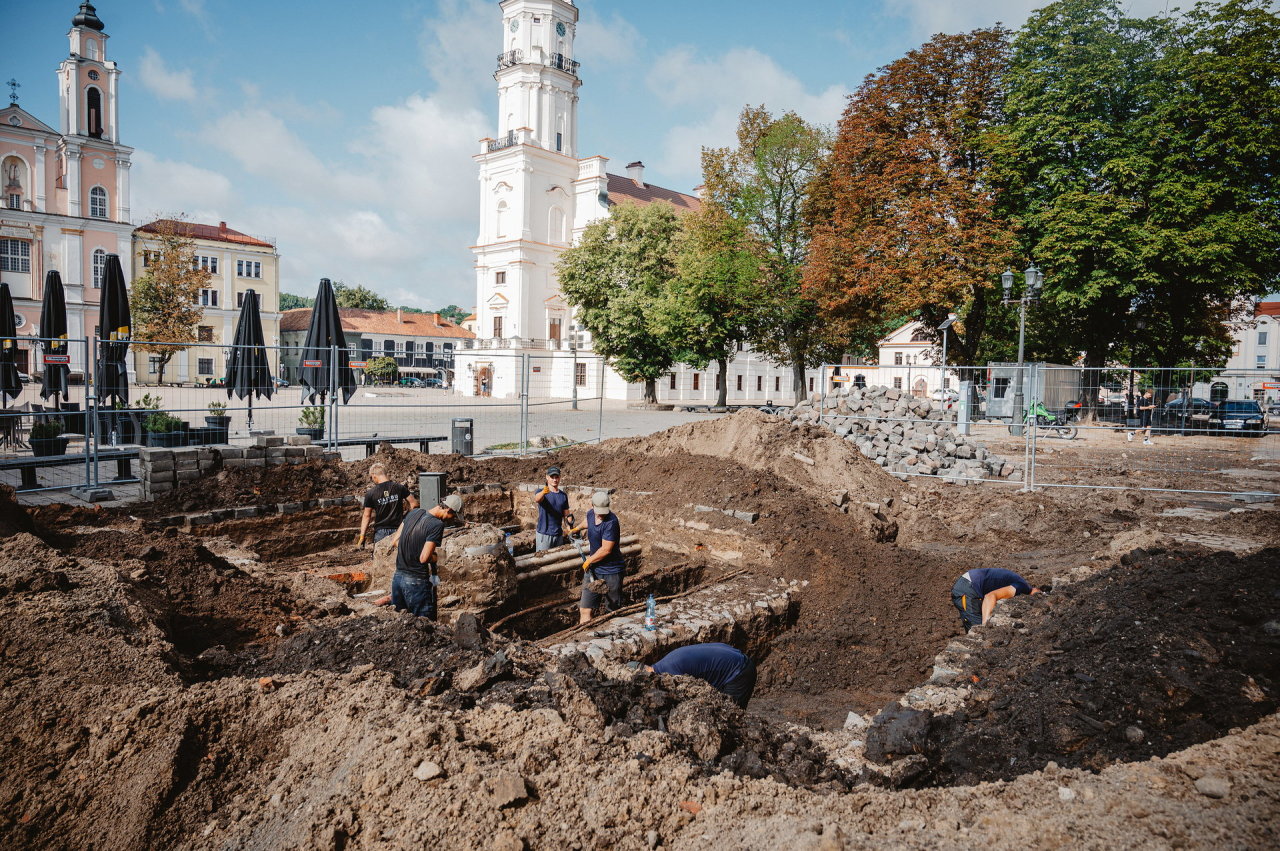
top-left (298, 277), bottom-right (355, 405)
top-left (95, 254), bottom-right (131, 408)
top-left (38, 270), bottom-right (70, 403)
top-left (0, 283), bottom-right (21, 406)
top-left (225, 288), bottom-right (274, 431)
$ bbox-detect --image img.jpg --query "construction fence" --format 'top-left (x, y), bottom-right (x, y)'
top-left (0, 340), bottom-right (609, 497)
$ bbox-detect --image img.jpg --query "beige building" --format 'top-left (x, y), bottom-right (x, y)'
top-left (130, 219), bottom-right (281, 384)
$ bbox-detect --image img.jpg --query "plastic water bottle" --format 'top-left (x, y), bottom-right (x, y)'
top-left (504, 532), bottom-right (514, 557)
top-left (643, 594), bottom-right (657, 631)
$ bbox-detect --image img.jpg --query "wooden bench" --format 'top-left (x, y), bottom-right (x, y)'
top-left (0, 448), bottom-right (140, 492)
top-left (332, 435), bottom-right (449, 458)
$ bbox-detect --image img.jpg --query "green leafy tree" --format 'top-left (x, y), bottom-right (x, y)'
top-left (131, 220), bottom-right (211, 386)
top-left (364, 355), bottom-right (398, 384)
top-left (702, 106), bottom-right (842, 402)
top-left (994, 0), bottom-right (1280, 371)
top-left (557, 203), bottom-right (681, 404)
top-left (279, 292), bottom-right (313, 310)
top-left (804, 28), bottom-right (1015, 365)
top-left (656, 202), bottom-right (762, 407)
top-left (436, 304), bottom-right (470, 323)
top-left (333, 282), bottom-right (391, 311)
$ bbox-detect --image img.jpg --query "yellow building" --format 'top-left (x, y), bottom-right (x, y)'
top-left (130, 219), bottom-right (281, 384)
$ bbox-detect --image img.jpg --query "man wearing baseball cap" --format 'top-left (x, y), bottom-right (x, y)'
top-left (386, 493), bottom-right (464, 620)
top-left (533, 465), bottom-right (575, 552)
top-left (576, 490), bottom-right (625, 624)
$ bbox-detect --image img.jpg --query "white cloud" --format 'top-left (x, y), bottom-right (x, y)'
top-left (137, 48), bottom-right (197, 101)
top-left (576, 6), bottom-right (643, 67)
top-left (130, 150), bottom-right (234, 221)
top-left (884, 0), bottom-right (1182, 37)
top-left (418, 0), bottom-right (498, 111)
top-left (645, 47), bottom-right (848, 183)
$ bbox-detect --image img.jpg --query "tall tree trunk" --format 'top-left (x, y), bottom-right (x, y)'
top-left (643, 378), bottom-right (657, 405)
top-left (716, 356), bottom-right (728, 408)
top-left (157, 355), bottom-right (168, 387)
top-left (791, 361), bottom-right (807, 404)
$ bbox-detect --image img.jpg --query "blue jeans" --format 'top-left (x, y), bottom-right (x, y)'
top-left (372, 527), bottom-right (396, 544)
top-left (392, 571), bottom-right (436, 620)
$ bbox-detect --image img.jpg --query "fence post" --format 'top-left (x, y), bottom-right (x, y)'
top-left (83, 336), bottom-right (95, 489)
top-left (596, 356), bottom-right (604, 443)
top-left (520, 353), bottom-right (530, 455)
top-left (329, 343), bottom-right (339, 451)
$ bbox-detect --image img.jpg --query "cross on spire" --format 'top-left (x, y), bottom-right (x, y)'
top-left (5, 79), bottom-right (18, 106)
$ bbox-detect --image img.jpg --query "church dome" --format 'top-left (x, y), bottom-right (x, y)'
top-left (72, 2), bottom-right (105, 32)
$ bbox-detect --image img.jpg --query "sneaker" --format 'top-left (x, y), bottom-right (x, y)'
top-left (1143, 439), bottom-right (1153, 445)
top-left (1126, 432), bottom-right (1134, 442)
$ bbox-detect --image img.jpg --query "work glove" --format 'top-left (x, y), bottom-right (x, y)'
top-left (541, 486), bottom-right (551, 496)
top-left (582, 560), bottom-right (592, 571)
top-left (355, 533), bottom-right (366, 548)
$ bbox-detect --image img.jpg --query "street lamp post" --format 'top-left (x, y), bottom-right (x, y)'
top-left (1002, 265), bottom-right (1043, 436)
top-left (937, 312), bottom-right (958, 394)
top-left (570, 324), bottom-right (578, 411)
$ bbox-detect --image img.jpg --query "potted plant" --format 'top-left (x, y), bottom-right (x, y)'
top-left (206, 400), bottom-right (231, 429)
top-left (144, 411), bottom-right (187, 448)
top-left (297, 406), bottom-right (325, 440)
top-left (30, 419), bottom-right (70, 457)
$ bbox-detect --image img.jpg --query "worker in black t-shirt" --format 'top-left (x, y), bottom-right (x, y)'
top-left (357, 462), bottom-right (416, 547)
top-left (386, 493), bottom-right (464, 620)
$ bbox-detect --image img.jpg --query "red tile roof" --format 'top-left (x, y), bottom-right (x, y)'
top-left (605, 173), bottom-right (701, 212)
top-left (280, 308), bottom-right (476, 339)
top-left (136, 219), bottom-right (275, 248)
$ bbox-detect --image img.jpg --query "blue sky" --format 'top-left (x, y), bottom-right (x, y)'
top-left (8, 0), bottom-right (1174, 311)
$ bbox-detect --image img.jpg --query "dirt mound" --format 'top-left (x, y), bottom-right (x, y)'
top-left (0, 483), bottom-right (35, 538)
top-left (871, 546), bottom-right (1280, 785)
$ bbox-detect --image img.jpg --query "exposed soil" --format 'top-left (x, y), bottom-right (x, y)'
top-left (2, 411), bottom-right (1278, 848)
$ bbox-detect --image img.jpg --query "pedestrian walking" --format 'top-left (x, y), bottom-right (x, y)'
top-left (534, 465), bottom-right (575, 551)
top-left (386, 493), bottom-right (464, 620)
top-left (950, 567), bottom-right (1041, 632)
top-left (1128, 389), bottom-right (1157, 444)
top-left (576, 491), bottom-right (625, 624)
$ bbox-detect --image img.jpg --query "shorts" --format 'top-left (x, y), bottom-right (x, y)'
top-left (536, 532), bottom-right (568, 552)
top-left (950, 575), bottom-right (982, 632)
top-left (1139, 410), bottom-right (1152, 428)
top-left (580, 570), bottom-right (623, 612)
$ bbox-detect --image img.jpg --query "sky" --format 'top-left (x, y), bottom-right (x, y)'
top-left (8, 0), bottom-right (1177, 312)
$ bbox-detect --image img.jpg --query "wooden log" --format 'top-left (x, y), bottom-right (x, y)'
top-left (515, 544), bottom-right (642, 581)
top-left (513, 534), bottom-right (640, 569)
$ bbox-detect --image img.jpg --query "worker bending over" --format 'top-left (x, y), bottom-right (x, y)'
top-left (950, 567), bottom-right (1041, 632)
top-left (387, 493), bottom-right (464, 620)
top-left (575, 491), bottom-right (624, 624)
top-left (646, 643), bottom-right (756, 709)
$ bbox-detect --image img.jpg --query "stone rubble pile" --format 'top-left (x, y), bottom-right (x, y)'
top-left (788, 385), bottom-right (1022, 484)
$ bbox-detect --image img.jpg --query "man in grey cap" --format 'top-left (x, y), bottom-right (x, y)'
top-left (386, 493), bottom-right (464, 620)
top-left (533, 465), bottom-right (575, 551)
top-left (576, 490), bottom-right (625, 624)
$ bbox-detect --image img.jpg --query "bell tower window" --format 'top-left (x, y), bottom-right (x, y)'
top-left (86, 87), bottom-right (104, 138)
top-left (89, 186), bottom-right (108, 218)
top-left (92, 249), bottom-right (107, 288)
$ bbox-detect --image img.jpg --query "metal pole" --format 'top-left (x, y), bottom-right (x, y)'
top-left (941, 329), bottom-right (948, 393)
top-left (1010, 298), bottom-right (1027, 436)
top-left (596, 356), bottom-right (604, 443)
top-left (329, 343), bottom-right (338, 451)
top-left (520, 353), bottom-right (530, 455)
top-left (83, 336), bottom-right (95, 489)
top-left (571, 341), bottom-right (578, 410)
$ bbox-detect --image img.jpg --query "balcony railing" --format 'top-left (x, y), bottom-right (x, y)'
top-left (550, 53), bottom-right (580, 76)
top-left (496, 49), bottom-right (522, 70)
top-left (488, 130), bottom-right (517, 153)
top-left (494, 48), bottom-right (580, 78)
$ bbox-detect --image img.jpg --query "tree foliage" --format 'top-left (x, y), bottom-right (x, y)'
top-left (131, 220), bottom-right (210, 385)
top-left (804, 28), bottom-right (1015, 365)
top-left (333, 282), bottom-right (391, 311)
top-left (994, 0), bottom-right (1280, 367)
top-left (656, 202), bottom-right (763, 407)
top-left (556, 202), bottom-right (680, 403)
top-left (435, 304), bottom-right (470, 323)
top-left (280, 292), bottom-right (313, 311)
top-left (364, 355), bottom-right (398, 383)
top-left (702, 106), bottom-right (841, 401)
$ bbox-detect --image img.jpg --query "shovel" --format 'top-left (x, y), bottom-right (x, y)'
top-left (568, 531), bottom-right (607, 595)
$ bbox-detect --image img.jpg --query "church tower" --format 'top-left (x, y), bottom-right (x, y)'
top-left (471, 0), bottom-right (590, 381)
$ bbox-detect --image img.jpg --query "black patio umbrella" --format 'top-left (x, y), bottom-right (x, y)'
top-left (225, 288), bottom-right (274, 431)
top-left (95, 253), bottom-right (131, 408)
top-left (0, 283), bottom-right (21, 406)
top-left (298, 277), bottom-right (355, 405)
top-left (38, 270), bottom-right (70, 404)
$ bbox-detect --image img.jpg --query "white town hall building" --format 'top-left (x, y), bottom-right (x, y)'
top-left (455, 0), bottom-right (816, 402)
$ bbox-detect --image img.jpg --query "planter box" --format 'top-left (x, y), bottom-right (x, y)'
top-left (296, 427), bottom-right (324, 441)
top-left (188, 426), bottom-right (228, 446)
top-left (205, 415), bottom-right (231, 429)
top-left (30, 436), bottom-right (70, 457)
top-left (145, 431), bottom-right (187, 448)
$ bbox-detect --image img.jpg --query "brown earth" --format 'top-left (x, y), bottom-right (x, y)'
top-left (2, 410), bottom-right (1278, 848)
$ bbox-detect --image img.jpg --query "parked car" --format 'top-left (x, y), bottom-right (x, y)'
top-left (1207, 399), bottom-right (1266, 437)
top-left (271, 376), bottom-right (290, 388)
top-left (17, 371), bottom-right (31, 384)
top-left (400, 377), bottom-right (425, 388)
top-left (1267, 403), bottom-right (1280, 428)
top-left (424, 377), bottom-right (444, 389)
top-left (930, 388), bottom-right (960, 402)
top-left (1155, 396), bottom-right (1215, 434)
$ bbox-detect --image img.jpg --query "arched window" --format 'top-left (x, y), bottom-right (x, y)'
top-left (496, 201), bottom-right (508, 239)
top-left (89, 186), bottom-right (108, 218)
top-left (548, 207), bottom-right (566, 243)
top-left (91, 248), bottom-right (106, 288)
top-left (86, 87), bottom-right (104, 137)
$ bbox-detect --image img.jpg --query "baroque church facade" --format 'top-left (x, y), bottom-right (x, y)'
top-left (0, 2), bottom-right (133, 377)
top-left (458, 0), bottom-right (814, 403)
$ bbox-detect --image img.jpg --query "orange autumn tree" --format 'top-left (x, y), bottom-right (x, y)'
top-left (804, 27), bottom-right (1016, 364)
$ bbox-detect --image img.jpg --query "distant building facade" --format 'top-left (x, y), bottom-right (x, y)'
top-left (0, 2), bottom-right (133, 377)
top-left (130, 219), bottom-right (281, 384)
top-left (279, 308), bottom-right (475, 385)
top-left (1205, 296), bottom-right (1280, 403)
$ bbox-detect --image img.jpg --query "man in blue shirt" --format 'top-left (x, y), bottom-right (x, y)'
top-left (533, 465), bottom-right (575, 551)
top-left (648, 643), bottom-right (756, 708)
top-left (576, 490), bottom-right (625, 624)
top-left (951, 567), bottom-right (1041, 632)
